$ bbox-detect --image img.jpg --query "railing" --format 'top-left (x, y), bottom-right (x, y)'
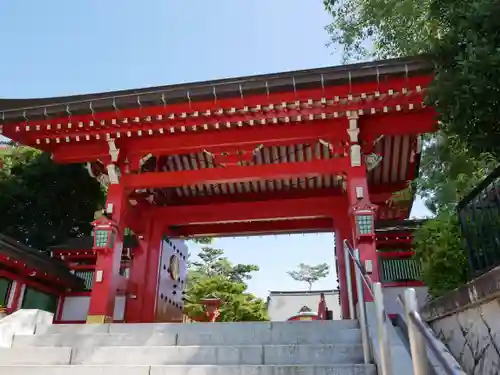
top-left (343, 240), bottom-right (393, 375)
top-left (458, 165), bottom-right (500, 279)
top-left (397, 292), bottom-right (466, 375)
top-left (344, 239), bottom-right (467, 374)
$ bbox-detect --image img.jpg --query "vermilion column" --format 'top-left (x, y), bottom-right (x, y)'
top-left (335, 221), bottom-right (354, 319)
top-left (124, 217), bottom-right (153, 323)
top-left (87, 184), bottom-right (127, 324)
top-left (140, 221), bottom-right (165, 323)
top-left (346, 166), bottom-right (380, 303)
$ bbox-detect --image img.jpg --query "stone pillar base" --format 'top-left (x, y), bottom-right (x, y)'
top-left (86, 315), bottom-right (112, 324)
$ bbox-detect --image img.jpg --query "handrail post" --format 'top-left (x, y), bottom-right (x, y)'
top-left (354, 249), bottom-right (372, 364)
top-left (373, 282), bottom-right (393, 375)
top-left (343, 242), bottom-right (356, 319)
top-left (405, 288), bottom-right (430, 375)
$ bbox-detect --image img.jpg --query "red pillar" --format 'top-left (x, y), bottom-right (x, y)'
top-left (346, 166), bottom-right (380, 303)
top-left (335, 221), bottom-right (354, 319)
top-left (86, 184), bottom-right (128, 324)
top-left (123, 218), bottom-right (164, 323)
top-left (124, 218), bottom-right (152, 323)
top-left (140, 221), bottom-right (165, 323)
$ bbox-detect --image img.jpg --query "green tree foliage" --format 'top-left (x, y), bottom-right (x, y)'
top-left (429, 0), bottom-right (500, 158)
top-left (324, 0), bottom-right (500, 157)
top-left (323, 0), bottom-right (500, 296)
top-left (0, 146), bottom-right (105, 249)
top-left (192, 237), bottom-right (214, 245)
top-left (185, 246), bottom-right (267, 322)
top-left (323, 0), bottom-right (434, 61)
top-left (416, 135), bottom-right (496, 214)
top-left (288, 263), bottom-right (330, 290)
top-left (412, 212), bottom-right (469, 297)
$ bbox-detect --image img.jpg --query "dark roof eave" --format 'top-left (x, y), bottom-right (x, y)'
top-left (0, 234), bottom-right (83, 288)
top-left (375, 218), bottom-right (428, 233)
top-left (0, 55), bottom-right (434, 123)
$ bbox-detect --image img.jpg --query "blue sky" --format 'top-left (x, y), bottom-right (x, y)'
top-left (0, 0), bottom-right (432, 298)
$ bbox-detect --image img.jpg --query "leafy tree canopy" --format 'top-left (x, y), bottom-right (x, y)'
top-left (188, 246), bottom-right (259, 284)
top-left (185, 246), bottom-right (267, 322)
top-left (323, 0), bottom-right (433, 61)
top-left (430, 0), bottom-right (500, 158)
top-left (323, 0), bottom-right (500, 296)
top-left (288, 263), bottom-right (330, 290)
top-left (324, 0), bottom-right (500, 159)
top-left (0, 146), bottom-right (105, 249)
top-left (413, 211), bottom-right (469, 297)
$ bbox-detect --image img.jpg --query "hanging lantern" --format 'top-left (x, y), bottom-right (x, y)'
top-left (351, 203), bottom-right (377, 241)
top-left (91, 215), bottom-right (118, 251)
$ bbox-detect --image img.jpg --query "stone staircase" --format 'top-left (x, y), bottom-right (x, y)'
top-left (0, 318), bottom-right (377, 375)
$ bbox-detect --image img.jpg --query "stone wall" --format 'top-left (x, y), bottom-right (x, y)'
top-left (421, 266), bottom-right (500, 375)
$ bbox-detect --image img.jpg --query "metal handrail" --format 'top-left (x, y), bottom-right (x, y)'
top-left (397, 293), bottom-right (466, 375)
top-left (343, 239), bottom-right (375, 294)
top-left (343, 239), bottom-right (393, 375)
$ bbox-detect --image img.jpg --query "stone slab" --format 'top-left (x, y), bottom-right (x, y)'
top-left (0, 347), bottom-right (72, 365)
top-left (37, 321), bottom-right (358, 339)
top-left (15, 329), bottom-right (361, 347)
top-left (177, 328), bottom-right (361, 346)
top-left (363, 303), bottom-right (415, 375)
top-left (173, 321), bottom-right (359, 346)
top-left (0, 365), bottom-right (150, 375)
top-left (0, 309), bottom-right (54, 347)
top-left (36, 324), bottom-right (110, 335)
top-left (13, 332), bottom-right (177, 347)
top-left (0, 365), bottom-right (376, 375)
top-left (70, 344), bottom-right (364, 365)
top-left (269, 325), bottom-right (360, 346)
top-left (149, 365), bottom-right (377, 375)
top-left (105, 320), bottom-right (359, 336)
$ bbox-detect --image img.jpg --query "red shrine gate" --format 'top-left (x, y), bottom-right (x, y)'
top-left (0, 56), bottom-right (436, 323)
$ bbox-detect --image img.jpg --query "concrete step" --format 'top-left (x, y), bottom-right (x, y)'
top-left (36, 320), bottom-right (359, 336)
top-left (0, 364), bottom-right (377, 375)
top-left (0, 347), bottom-right (72, 365)
top-left (14, 328), bottom-right (362, 347)
top-left (0, 344), bottom-right (364, 365)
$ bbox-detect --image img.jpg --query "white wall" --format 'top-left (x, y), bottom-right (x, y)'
top-left (382, 286), bottom-right (429, 316)
top-left (267, 291), bottom-right (341, 321)
top-left (60, 296), bottom-right (126, 321)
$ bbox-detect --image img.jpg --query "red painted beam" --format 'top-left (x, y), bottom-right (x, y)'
top-left (383, 281), bottom-right (425, 288)
top-left (0, 269), bottom-right (65, 296)
top-left (376, 231), bottom-right (415, 238)
top-left (42, 90), bottom-right (428, 143)
top-left (51, 122), bottom-right (342, 164)
top-left (9, 74), bottom-right (432, 139)
top-left (158, 183), bottom-right (407, 207)
top-left (170, 218), bottom-right (334, 237)
top-left (152, 196), bottom-right (348, 225)
top-left (50, 110), bottom-right (435, 164)
top-left (376, 243), bottom-right (413, 250)
top-left (361, 108), bottom-right (436, 138)
top-left (377, 251), bottom-right (415, 258)
top-left (122, 158), bottom-right (350, 189)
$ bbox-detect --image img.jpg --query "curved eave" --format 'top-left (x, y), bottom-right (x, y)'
top-left (0, 233), bottom-right (84, 289)
top-left (0, 55), bottom-right (433, 122)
